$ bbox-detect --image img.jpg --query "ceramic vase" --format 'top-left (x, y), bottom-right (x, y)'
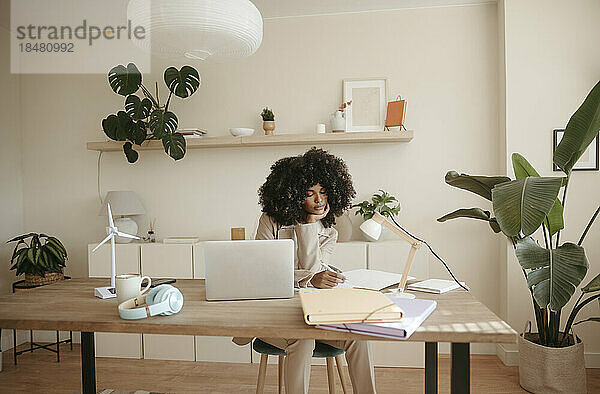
top-left (330, 111), bottom-right (345, 132)
top-left (263, 121), bottom-right (275, 135)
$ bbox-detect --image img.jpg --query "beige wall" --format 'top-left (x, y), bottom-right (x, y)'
top-left (16, 3), bottom-right (502, 352)
top-left (504, 0), bottom-right (600, 359)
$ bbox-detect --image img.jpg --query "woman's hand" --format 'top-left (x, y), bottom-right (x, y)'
top-left (305, 203), bottom-right (330, 224)
top-left (309, 270), bottom-right (346, 289)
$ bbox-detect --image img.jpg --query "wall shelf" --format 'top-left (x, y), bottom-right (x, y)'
top-left (86, 130), bottom-right (413, 152)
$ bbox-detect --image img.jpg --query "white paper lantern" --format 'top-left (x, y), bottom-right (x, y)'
top-left (127, 0), bottom-right (263, 62)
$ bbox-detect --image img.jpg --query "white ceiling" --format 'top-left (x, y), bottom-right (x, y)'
top-left (0, 0), bottom-right (494, 31)
top-left (252, 0), bottom-right (495, 19)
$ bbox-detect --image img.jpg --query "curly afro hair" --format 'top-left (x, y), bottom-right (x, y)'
top-left (258, 147), bottom-right (356, 228)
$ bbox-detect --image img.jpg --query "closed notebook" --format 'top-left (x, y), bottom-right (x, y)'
top-left (407, 279), bottom-right (466, 294)
top-left (317, 297), bottom-right (437, 340)
top-left (299, 288), bottom-right (403, 325)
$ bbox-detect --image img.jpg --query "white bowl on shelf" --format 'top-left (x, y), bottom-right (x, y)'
top-left (229, 127), bottom-right (254, 137)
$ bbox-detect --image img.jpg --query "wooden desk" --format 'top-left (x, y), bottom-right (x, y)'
top-left (0, 279), bottom-right (516, 394)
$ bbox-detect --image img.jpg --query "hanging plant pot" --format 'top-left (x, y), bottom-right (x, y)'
top-left (518, 331), bottom-right (587, 393)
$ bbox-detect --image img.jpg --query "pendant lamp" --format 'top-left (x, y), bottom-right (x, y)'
top-left (127, 0), bottom-right (263, 62)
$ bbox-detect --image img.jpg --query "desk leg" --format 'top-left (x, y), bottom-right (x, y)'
top-left (451, 343), bottom-right (469, 394)
top-left (81, 332), bottom-right (96, 394)
top-left (425, 342), bottom-right (438, 394)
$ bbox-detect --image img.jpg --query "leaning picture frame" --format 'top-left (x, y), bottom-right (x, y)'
top-left (553, 129), bottom-right (599, 171)
top-left (343, 78), bottom-right (387, 132)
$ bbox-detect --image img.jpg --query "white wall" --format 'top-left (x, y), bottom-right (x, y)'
top-left (0, 26), bottom-right (25, 351)
top-left (503, 0), bottom-right (600, 363)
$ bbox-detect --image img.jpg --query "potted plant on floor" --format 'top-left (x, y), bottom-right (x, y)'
top-left (8, 233), bottom-right (68, 286)
top-left (353, 189), bottom-right (401, 241)
top-left (437, 81), bottom-right (600, 393)
top-left (261, 107), bottom-right (275, 135)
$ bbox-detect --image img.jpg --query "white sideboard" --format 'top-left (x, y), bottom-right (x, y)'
top-left (88, 240), bottom-right (428, 366)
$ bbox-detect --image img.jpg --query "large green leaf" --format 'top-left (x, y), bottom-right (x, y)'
top-left (162, 132), bottom-right (186, 161)
top-left (164, 66), bottom-right (200, 98)
top-left (516, 237), bottom-right (589, 310)
top-left (437, 207), bottom-right (501, 233)
top-left (444, 171), bottom-right (511, 201)
top-left (102, 111), bottom-right (134, 141)
top-left (108, 63), bottom-right (142, 96)
top-left (512, 153), bottom-right (564, 235)
top-left (123, 142), bottom-right (139, 163)
top-left (124, 95), bottom-right (152, 120)
top-left (491, 177), bottom-right (563, 237)
top-left (553, 80), bottom-right (600, 174)
top-left (130, 121), bottom-right (147, 145)
top-left (582, 274), bottom-right (600, 293)
top-left (149, 110), bottom-right (178, 139)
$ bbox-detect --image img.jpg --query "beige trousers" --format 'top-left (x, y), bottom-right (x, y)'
top-left (260, 338), bottom-right (376, 394)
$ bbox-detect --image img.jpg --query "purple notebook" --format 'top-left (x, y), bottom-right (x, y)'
top-left (316, 297), bottom-right (437, 340)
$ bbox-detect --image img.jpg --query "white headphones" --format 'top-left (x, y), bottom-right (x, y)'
top-left (118, 284), bottom-right (184, 320)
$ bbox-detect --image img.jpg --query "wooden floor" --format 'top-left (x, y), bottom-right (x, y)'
top-left (0, 344), bottom-right (598, 393)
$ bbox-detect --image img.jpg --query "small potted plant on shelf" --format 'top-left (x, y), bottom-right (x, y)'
top-left (261, 107), bottom-right (275, 135)
top-left (8, 233), bottom-right (68, 286)
top-left (437, 80), bottom-right (600, 393)
top-left (331, 100), bottom-right (352, 132)
top-left (352, 189), bottom-right (401, 241)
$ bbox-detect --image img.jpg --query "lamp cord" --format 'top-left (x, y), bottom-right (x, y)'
top-left (388, 215), bottom-right (469, 292)
top-left (97, 151), bottom-right (103, 205)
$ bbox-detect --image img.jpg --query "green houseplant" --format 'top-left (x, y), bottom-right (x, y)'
top-left (438, 81), bottom-right (600, 392)
top-left (8, 233), bottom-right (68, 286)
top-left (261, 107), bottom-right (275, 135)
top-left (102, 63), bottom-right (200, 163)
top-left (353, 190), bottom-right (401, 241)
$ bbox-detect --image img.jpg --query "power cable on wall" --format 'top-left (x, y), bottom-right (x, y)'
top-left (97, 151), bottom-right (103, 205)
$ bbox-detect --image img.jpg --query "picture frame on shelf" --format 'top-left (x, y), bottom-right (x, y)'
top-left (343, 78), bottom-right (387, 132)
top-left (553, 129), bottom-right (599, 171)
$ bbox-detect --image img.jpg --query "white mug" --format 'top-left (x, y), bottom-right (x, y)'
top-left (315, 123), bottom-right (326, 133)
top-left (116, 274), bottom-right (151, 304)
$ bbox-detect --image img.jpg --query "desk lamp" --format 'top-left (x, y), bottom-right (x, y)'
top-left (359, 212), bottom-right (422, 299)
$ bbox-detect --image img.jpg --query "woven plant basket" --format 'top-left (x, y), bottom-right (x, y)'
top-left (518, 324), bottom-right (586, 393)
top-left (25, 271), bottom-right (64, 286)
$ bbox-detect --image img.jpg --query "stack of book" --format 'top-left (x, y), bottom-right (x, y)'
top-left (177, 128), bottom-right (207, 138)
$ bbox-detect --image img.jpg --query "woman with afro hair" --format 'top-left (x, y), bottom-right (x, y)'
top-left (253, 147), bottom-right (376, 394)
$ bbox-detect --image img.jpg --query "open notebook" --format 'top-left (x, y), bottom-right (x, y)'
top-left (333, 269), bottom-right (415, 291)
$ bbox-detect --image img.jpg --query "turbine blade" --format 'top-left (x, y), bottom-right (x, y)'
top-left (107, 203), bottom-right (114, 228)
top-left (92, 234), bottom-right (113, 252)
top-left (116, 231), bottom-right (140, 240)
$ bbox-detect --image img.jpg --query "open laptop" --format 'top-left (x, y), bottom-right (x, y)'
top-left (203, 239), bottom-right (294, 301)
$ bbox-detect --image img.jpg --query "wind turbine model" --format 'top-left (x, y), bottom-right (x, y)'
top-left (92, 203), bottom-right (140, 299)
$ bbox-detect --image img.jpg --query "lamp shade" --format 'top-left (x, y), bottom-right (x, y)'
top-left (99, 191), bottom-right (145, 216)
top-left (127, 0), bottom-right (263, 62)
top-left (359, 219), bottom-right (382, 242)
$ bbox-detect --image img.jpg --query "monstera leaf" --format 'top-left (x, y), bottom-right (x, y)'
top-left (123, 142), bottom-right (139, 163)
top-left (554, 80), bottom-right (600, 174)
top-left (437, 207), bottom-right (501, 233)
top-left (516, 237), bottom-right (588, 310)
top-left (444, 171), bottom-right (511, 201)
top-left (124, 95), bottom-right (152, 120)
top-left (162, 132), bottom-right (186, 161)
top-left (108, 63), bottom-right (142, 96)
top-left (491, 177), bottom-right (563, 237)
top-left (149, 110), bottom-right (178, 139)
top-left (164, 66), bottom-right (200, 98)
top-left (512, 153), bottom-right (564, 235)
top-left (582, 273), bottom-right (600, 293)
top-left (102, 111), bottom-right (134, 141)
top-left (130, 121), bottom-right (147, 145)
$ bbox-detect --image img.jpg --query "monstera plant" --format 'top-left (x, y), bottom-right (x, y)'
top-left (102, 63), bottom-right (200, 163)
top-left (438, 81), bottom-right (600, 351)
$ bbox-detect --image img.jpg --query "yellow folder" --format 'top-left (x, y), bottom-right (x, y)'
top-left (299, 288), bottom-right (403, 325)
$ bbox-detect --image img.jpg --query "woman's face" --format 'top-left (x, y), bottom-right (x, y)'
top-left (304, 183), bottom-right (328, 215)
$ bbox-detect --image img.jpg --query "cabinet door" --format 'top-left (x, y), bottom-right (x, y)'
top-left (330, 242), bottom-right (367, 271)
top-left (143, 334), bottom-right (195, 361)
top-left (140, 244), bottom-right (193, 278)
top-left (95, 332), bottom-right (142, 359)
top-left (88, 243), bottom-right (140, 277)
top-left (197, 337), bottom-right (251, 363)
top-left (193, 242), bottom-right (206, 279)
top-left (367, 241), bottom-right (429, 279)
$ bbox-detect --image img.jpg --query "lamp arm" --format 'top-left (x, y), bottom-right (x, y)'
top-left (372, 212), bottom-right (421, 247)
